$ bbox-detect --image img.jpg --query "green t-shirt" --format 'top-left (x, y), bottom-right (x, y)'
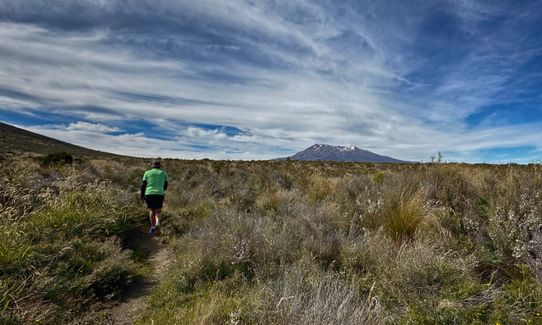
top-left (142, 168), bottom-right (168, 195)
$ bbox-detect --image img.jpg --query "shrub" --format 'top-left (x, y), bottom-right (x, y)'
top-left (258, 265), bottom-right (382, 324)
top-left (38, 152), bottom-right (74, 166)
top-left (372, 171), bottom-right (385, 185)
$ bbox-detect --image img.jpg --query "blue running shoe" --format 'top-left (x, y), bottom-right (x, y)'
top-left (149, 226), bottom-right (156, 235)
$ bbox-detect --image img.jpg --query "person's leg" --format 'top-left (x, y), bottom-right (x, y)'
top-left (155, 208), bottom-right (161, 226)
top-left (149, 209), bottom-right (157, 227)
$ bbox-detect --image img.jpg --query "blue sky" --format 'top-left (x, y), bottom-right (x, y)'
top-left (1, 0), bottom-right (542, 162)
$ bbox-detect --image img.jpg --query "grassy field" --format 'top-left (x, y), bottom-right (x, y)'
top-left (2, 149), bottom-right (542, 323)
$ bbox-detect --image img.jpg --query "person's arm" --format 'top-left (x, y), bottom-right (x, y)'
top-left (164, 180), bottom-right (168, 191)
top-left (141, 180), bottom-right (147, 199)
top-left (163, 172), bottom-right (169, 191)
top-left (141, 172), bottom-right (148, 200)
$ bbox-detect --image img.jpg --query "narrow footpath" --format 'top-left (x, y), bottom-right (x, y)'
top-left (106, 224), bottom-right (174, 325)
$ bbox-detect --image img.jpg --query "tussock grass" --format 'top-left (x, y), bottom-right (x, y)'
top-left (379, 189), bottom-right (427, 241)
top-left (259, 265), bottom-right (381, 324)
top-left (4, 156), bottom-right (542, 323)
top-left (0, 158), bottom-right (145, 324)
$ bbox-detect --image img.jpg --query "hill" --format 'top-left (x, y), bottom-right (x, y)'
top-left (0, 121), bottom-right (122, 159)
top-left (279, 144), bottom-right (405, 163)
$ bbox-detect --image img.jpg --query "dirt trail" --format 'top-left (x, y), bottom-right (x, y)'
top-left (106, 225), bottom-right (174, 325)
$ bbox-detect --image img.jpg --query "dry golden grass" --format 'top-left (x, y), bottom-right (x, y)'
top-left (3, 154), bottom-right (542, 324)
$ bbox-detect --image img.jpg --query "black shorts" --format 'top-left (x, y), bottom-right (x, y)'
top-left (145, 195), bottom-right (164, 209)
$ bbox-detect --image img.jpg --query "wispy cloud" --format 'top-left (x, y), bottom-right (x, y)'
top-left (65, 121), bottom-right (120, 133)
top-left (1, 0), bottom-right (542, 162)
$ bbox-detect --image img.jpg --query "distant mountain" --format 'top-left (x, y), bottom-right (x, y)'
top-left (278, 144), bottom-right (405, 163)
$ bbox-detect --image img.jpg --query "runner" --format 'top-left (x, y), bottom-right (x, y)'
top-left (141, 161), bottom-right (168, 235)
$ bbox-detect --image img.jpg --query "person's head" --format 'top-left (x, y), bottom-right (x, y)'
top-left (152, 161), bottom-right (161, 169)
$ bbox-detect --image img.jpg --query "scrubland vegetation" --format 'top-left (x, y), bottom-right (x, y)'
top-left (2, 153), bottom-right (542, 324)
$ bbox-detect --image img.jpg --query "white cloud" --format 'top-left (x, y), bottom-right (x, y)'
top-left (1, 0), bottom-right (542, 162)
top-left (66, 121), bottom-right (120, 133)
top-left (20, 122), bottom-right (276, 160)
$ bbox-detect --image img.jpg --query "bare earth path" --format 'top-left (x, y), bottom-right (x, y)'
top-left (106, 225), bottom-right (175, 324)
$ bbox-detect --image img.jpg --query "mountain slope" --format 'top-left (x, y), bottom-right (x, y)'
top-left (280, 144), bottom-right (405, 163)
top-left (0, 121), bottom-right (120, 158)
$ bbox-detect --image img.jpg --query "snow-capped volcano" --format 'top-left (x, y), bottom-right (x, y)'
top-left (278, 144), bottom-right (405, 163)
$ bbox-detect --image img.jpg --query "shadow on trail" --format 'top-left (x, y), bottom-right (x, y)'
top-left (107, 221), bottom-right (173, 324)
top-left (122, 223), bottom-right (163, 262)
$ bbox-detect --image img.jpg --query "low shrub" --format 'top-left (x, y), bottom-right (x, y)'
top-left (38, 152), bottom-right (74, 166)
top-left (259, 264), bottom-right (382, 324)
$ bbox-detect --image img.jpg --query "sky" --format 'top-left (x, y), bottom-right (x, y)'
top-left (1, 0), bottom-right (542, 162)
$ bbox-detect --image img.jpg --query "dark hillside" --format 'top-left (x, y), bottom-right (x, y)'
top-left (0, 121), bottom-right (123, 159)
